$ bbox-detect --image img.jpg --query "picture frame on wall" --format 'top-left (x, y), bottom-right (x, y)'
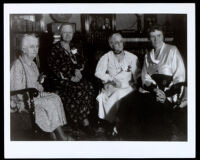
top-left (82, 14), bottom-right (116, 33)
top-left (4, 3), bottom-right (196, 159)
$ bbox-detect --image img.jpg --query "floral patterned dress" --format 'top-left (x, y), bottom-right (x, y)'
top-left (48, 41), bottom-right (95, 125)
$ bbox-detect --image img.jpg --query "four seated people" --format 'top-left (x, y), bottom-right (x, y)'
top-left (10, 24), bottom-right (187, 141)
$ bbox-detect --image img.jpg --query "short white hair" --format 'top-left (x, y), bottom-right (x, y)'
top-left (21, 34), bottom-right (39, 50)
top-left (59, 23), bottom-right (74, 35)
top-left (108, 33), bottom-right (123, 48)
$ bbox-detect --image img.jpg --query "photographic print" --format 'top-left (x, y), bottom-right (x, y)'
top-left (4, 3), bottom-right (195, 158)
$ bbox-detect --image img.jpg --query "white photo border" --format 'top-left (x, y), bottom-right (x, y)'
top-left (4, 3), bottom-right (196, 158)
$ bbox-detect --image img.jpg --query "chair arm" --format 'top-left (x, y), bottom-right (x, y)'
top-left (165, 82), bottom-right (187, 97)
top-left (11, 88), bottom-right (39, 112)
top-left (11, 88), bottom-right (39, 97)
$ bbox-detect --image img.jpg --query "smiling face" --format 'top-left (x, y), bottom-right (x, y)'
top-left (21, 35), bottom-right (39, 60)
top-left (60, 24), bottom-right (74, 43)
top-left (110, 34), bottom-right (124, 55)
top-left (149, 29), bottom-right (164, 50)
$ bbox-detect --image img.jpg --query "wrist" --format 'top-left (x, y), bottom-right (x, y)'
top-left (143, 83), bottom-right (157, 93)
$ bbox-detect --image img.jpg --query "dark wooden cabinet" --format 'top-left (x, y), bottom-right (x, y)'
top-left (10, 15), bottom-right (46, 68)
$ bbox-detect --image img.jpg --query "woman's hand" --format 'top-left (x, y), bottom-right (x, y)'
top-left (75, 69), bottom-right (82, 80)
top-left (113, 78), bottom-right (121, 88)
top-left (71, 76), bottom-right (81, 83)
top-left (37, 83), bottom-right (44, 92)
top-left (154, 88), bottom-right (166, 103)
top-left (17, 101), bottom-right (28, 113)
top-left (104, 82), bottom-right (115, 91)
top-left (38, 73), bottom-right (46, 84)
top-left (39, 92), bottom-right (50, 97)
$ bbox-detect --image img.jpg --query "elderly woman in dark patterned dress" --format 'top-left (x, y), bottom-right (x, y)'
top-left (47, 24), bottom-right (95, 133)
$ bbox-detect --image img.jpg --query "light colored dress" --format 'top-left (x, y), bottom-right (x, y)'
top-left (141, 42), bottom-right (186, 102)
top-left (95, 50), bottom-right (141, 122)
top-left (10, 56), bottom-right (67, 132)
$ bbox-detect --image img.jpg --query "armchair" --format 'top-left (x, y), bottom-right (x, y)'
top-left (10, 88), bottom-right (41, 140)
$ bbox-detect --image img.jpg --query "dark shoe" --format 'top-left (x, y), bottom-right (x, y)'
top-left (81, 125), bottom-right (95, 136)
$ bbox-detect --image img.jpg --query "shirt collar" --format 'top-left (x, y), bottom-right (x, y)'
top-left (150, 42), bottom-right (165, 64)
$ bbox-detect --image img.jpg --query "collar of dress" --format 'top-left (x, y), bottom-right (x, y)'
top-left (19, 55), bottom-right (34, 66)
top-left (150, 42), bottom-right (165, 64)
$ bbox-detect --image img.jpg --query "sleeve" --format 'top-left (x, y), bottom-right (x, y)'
top-left (130, 56), bottom-right (141, 84)
top-left (95, 54), bottom-right (114, 83)
top-left (10, 61), bottom-right (25, 102)
top-left (171, 47), bottom-right (186, 84)
top-left (47, 45), bottom-right (62, 79)
top-left (76, 48), bottom-right (86, 70)
top-left (10, 61), bottom-right (26, 91)
top-left (141, 54), bottom-right (157, 87)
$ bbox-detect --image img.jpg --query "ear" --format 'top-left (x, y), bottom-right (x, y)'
top-left (122, 39), bottom-right (125, 47)
top-left (21, 46), bottom-right (26, 54)
top-left (109, 41), bottom-right (113, 49)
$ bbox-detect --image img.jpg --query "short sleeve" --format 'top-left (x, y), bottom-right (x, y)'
top-left (10, 60), bottom-right (26, 91)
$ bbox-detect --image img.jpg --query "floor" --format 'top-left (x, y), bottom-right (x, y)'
top-left (10, 120), bottom-right (187, 141)
top-left (10, 125), bottom-right (119, 141)
top-left (10, 92), bottom-right (187, 141)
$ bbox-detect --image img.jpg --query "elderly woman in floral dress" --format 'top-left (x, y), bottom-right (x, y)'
top-left (47, 24), bottom-right (95, 133)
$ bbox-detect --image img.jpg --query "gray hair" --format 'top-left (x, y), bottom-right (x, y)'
top-left (58, 23), bottom-right (74, 35)
top-left (21, 34), bottom-right (39, 51)
top-left (108, 33), bottom-right (123, 48)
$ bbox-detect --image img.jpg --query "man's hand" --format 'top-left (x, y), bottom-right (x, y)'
top-left (154, 88), bottom-right (166, 103)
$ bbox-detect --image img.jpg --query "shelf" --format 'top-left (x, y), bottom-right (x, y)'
top-left (10, 15), bottom-right (45, 33)
top-left (124, 37), bottom-right (174, 42)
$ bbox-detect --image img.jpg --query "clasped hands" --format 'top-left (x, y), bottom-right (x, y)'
top-left (71, 69), bottom-right (82, 83)
top-left (153, 88), bottom-right (166, 103)
top-left (104, 78), bottom-right (121, 91)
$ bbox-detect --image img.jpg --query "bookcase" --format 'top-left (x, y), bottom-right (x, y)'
top-left (10, 14), bottom-right (46, 66)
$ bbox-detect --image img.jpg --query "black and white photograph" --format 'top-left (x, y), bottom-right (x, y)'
top-left (4, 3), bottom-right (196, 158)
